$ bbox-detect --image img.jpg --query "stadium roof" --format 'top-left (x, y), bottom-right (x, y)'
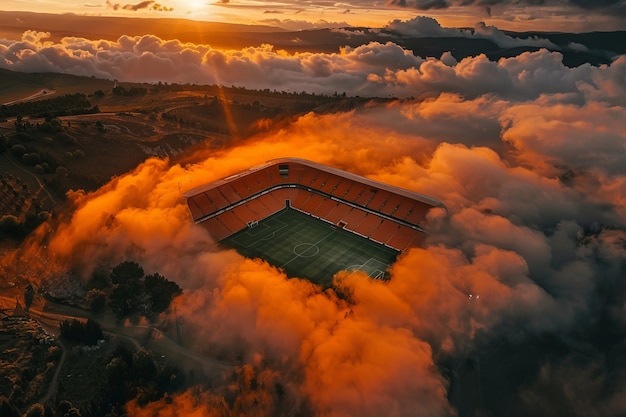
top-left (184, 157), bottom-right (445, 209)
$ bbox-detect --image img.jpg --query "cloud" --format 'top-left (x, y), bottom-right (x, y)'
top-left (106, 0), bottom-right (173, 12)
top-left (2, 29), bottom-right (623, 103)
top-left (4, 81), bottom-right (625, 415)
top-left (388, 0), bottom-right (626, 16)
top-left (259, 18), bottom-right (350, 31)
top-left (385, 16), bottom-right (559, 49)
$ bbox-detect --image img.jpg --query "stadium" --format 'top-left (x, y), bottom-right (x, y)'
top-left (184, 158), bottom-right (444, 286)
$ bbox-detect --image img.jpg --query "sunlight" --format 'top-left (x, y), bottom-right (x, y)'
top-left (188, 0), bottom-right (206, 11)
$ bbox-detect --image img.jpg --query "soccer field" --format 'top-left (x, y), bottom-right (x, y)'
top-left (221, 208), bottom-right (400, 286)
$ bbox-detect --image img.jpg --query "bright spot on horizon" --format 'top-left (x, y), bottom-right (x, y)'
top-left (188, 0), bottom-right (206, 11)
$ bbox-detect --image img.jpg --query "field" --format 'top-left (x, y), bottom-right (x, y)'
top-left (222, 208), bottom-right (399, 286)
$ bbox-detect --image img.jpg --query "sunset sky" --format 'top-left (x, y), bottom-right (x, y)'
top-left (2, 0), bottom-right (625, 31)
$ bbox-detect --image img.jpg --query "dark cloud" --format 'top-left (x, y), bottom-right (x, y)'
top-left (387, 0), bottom-right (449, 8)
top-left (389, 0), bottom-right (626, 15)
top-left (106, 0), bottom-right (173, 12)
top-left (385, 17), bottom-right (558, 48)
top-left (124, 0), bottom-right (154, 10)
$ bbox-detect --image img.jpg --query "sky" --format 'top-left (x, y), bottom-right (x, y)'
top-left (2, 0), bottom-right (626, 31)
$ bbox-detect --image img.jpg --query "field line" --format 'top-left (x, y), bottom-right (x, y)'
top-left (280, 229), bottom-right (336, 269)
top-left (233, 218), bottom-right (289, 248)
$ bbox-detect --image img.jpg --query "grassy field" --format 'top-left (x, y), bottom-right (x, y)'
top-left (222, 208), bottom-right (399, 286)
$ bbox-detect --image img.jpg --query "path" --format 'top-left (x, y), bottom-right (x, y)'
top-left (1, 296), bottom-right (300, 415)
top-left (2, 89), bottom-right (57, 105)
top-left (2, 153), bottom-right (57, 204)
top-left (38, 340), bottom-right (67, 405)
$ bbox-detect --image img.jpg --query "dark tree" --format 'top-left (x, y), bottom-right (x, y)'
top-left (0, 396), bottom-right (20, 417)
top-left (59, 319), bottom-right (104, 345)
top-left (109, 278), bottom-right (143, 319)
top-left (144, 273), bottom-right (182, 313)
top-left (25, 403), bottom-right (45, 417)
top-left (131, 348), bottom-right (157, 382)
top-left (24, 284), bottom-right (35, 311)
top-left (57, 400), bottom-right (73, 416)
top-left (65, 407), bottom-right (81, 417)
top-left (111, 261), bottom-right (144, 285)
top-left (85, 289), bottom-right (106, 313)
top-left (43, 405), bottom-right (55, 417)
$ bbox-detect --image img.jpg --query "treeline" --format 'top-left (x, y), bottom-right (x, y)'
top-left (109, 261), bottom-right (182, 320)
top-left (0, 93), bottom-right (99, 118)
top-left (111, 86), bottom-right (146, 96)
top-left (59, 319), bottom-right (104, 346)
top-left (101, 344), bottom-right (185, 411)
top-left (0, 343), bottom-right (186, 417)
top-left (86, 261), bottom-right (182, 322)
top-left (0, 175), bottom-right (50, 239)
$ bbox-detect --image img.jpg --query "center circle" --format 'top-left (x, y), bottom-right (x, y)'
top-left (293, 243), bottom-right (320, 257)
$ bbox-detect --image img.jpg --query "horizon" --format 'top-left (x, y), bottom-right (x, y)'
top-left (1, 1), bottom-right (626, 32)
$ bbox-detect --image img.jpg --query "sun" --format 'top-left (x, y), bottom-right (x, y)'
top-left (188, 0), bottom-right (206, 11)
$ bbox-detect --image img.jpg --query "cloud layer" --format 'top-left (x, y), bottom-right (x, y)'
top-left (1, 24), bottom-right (624, 106)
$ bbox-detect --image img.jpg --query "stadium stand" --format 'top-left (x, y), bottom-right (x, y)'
top-left (184, 158), bottom-right (444, 251)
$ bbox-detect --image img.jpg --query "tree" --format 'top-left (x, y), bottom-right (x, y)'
top-left (57, 400), bottom-right (73, 416)
top-left (131, 348), bottom-right (157, 382)
top-left (105, 357), bottom-right (128, 385)
top-left (65, 407), bottom-right (81, 417)
top-left (144, 273), bottom-right (182, 313)
top-left (0, 396), bottom-right (20, 417)
top-left (110, 261), bottom-right (144, 285)
top-left (10, 144), bottom-right (26, 157)
top-left (43, 405), bottom-right (55, 417)
top-left (0, 215), bottom-right (21, 235)
top-left (25, 403), bottom-right (45, 417)
top-left (86, 289), bottom-right (106, 313)
top-left (24, 284), bottom-right (35, 311)
top-left (59, 319), bottom-right (104, 345)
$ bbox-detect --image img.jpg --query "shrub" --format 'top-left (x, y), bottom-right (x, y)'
top-left (86, 289), bottom-right (107, 313)
top-left (10, 144), bottom-right (26, 157)
top-left (55, 132), bottom-right (77, 145)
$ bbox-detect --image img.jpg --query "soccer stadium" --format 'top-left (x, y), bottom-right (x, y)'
top-left (184, 158), bottom-right (444, 286)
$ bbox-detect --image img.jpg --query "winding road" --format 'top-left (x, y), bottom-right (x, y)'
top-left (2, 89), bottom-right (57, 106)
top-left (18, 302), bottom-right (237, 406)
top-left (1, 295), bottom-right (300, 416)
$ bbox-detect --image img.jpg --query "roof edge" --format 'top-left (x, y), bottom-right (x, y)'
top-left (183, 157), bottom-right (445, 209)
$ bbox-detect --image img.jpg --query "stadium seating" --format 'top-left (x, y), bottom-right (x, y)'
top-left (184, 158), bottom-right (442, 249)
top-left (313, 198), bottom-right (337, 218)
top-left (357, 214), bottom-right (384, 237)
top-left (325, 202), bottom-right (352, 224)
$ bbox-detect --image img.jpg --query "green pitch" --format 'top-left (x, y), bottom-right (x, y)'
top-left (221, 208), bottom-right (399, 286)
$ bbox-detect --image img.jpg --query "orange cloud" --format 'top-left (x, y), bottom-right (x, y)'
top-left (3, 80), bottom-right (625, 415)
top-left (1, 30), bottom-right (624, 101)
